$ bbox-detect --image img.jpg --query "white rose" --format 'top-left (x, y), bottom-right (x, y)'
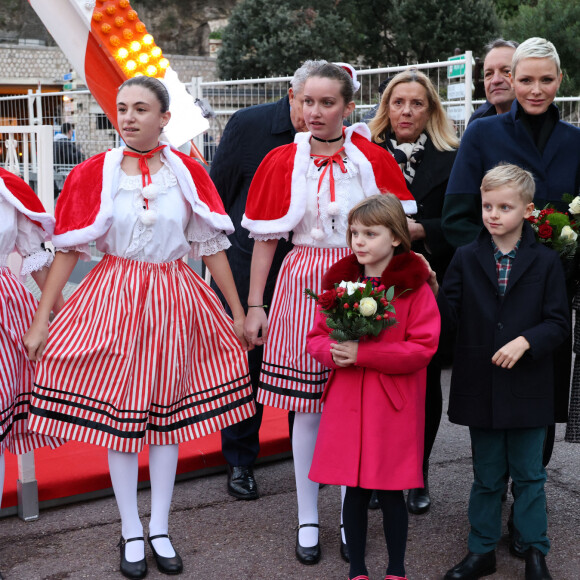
top-left (359, 297), bottom-right (377, 317)
top-left (560, 225), bottom-right (578, 242)
top-left (346, 281), bottom-right (358, 295)
top-left (569, 196), bottom-right (580, 215)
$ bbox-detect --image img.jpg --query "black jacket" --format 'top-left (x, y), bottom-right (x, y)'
top-left (209, 95), bottom-right (295, 309)
top-left (439, 222), bottom-right (570, 429)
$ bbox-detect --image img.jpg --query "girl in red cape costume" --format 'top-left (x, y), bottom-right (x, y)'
top-left (306, 194), bottom-right (440, 580)
top-left (242, 63), bottom-right (414, 564)
top-left (24, 77), bottom-right (254, 579)
top-left (0, 168), bottom-right (64, 508)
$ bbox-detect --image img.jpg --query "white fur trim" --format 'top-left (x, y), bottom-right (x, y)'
top-left (161, 145), bottom-right (234, 234)
top-left (0, 176), bottom-right (54, 238)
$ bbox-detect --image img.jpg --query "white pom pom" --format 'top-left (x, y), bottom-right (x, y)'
top-left (142, 183), bottom-right (160, 200)
top-left (139, 209), bottom-right (157, 226)
top-left (327, 201), bottom-right (341, 216)
top-left (310, 227), bottom-right (325, 241)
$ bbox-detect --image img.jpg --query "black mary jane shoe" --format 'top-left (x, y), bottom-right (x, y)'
top-left (340, 524), bottom-right (349, 562)
top-left (525, 547), bottom-right (552, 580)
top-left (118, 536), bottom-right (147, 580)
top-left (148, 534), bottom-right (183, 575)
top-left (444, 550), bottom-right (496, 580)
top-left (295, 523), bottom-right (321, 565)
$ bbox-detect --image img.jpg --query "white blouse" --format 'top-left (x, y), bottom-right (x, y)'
top-left (0, 198), bottom-right (53, 275)
top-left (61, 159), bottom-right (230, 263)
top-left (252, 154), bottom-right (365, 248)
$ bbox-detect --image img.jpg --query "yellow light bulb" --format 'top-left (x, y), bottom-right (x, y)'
top-left (130, 41), bottom-right (141, 52)
top-left (117, 47), bottom-right (129, 59)
top-left (126, 60), bottom-right (137, 71)
top-left (143, 34), bottom-right (154, 45)
top-left (138, 53), bottom-right (149, 64)
top-left (159, 58), bottom-right (169, 70)
top-left (146, 65), bottom-right (157, 76)
top-left (150, 46), bottom-right (162, 58)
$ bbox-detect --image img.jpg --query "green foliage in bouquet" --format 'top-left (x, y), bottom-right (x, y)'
top-left (305, 280), bottom-right (399, 342)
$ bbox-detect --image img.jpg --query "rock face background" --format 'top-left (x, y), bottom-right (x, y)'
top-left (0, 0), bottom-right (234, 56)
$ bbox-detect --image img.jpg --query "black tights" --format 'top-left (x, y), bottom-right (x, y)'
top-left (343, 487), bottom-right (407, 579)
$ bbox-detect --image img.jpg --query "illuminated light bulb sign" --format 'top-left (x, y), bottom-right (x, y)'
top-left (29, 0), bottom-right (209, 148)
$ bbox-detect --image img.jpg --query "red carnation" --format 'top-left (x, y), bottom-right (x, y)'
top-left (344, 303), bottom-right (350, 309)
top-left (538, 223), bottom-right (553, 239)
top-left (543, 208), bottom-right (555, 215)
top-left (317, 289), bottom-right (337, 310)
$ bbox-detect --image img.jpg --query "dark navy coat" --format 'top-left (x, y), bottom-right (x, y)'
top-left (439, 222), bottom-right (570, 429)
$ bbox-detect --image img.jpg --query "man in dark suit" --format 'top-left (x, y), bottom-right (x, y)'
top-left (210, 59), bottom-right (327, 500)
top-left (469, 39), bottom-right (518, 124)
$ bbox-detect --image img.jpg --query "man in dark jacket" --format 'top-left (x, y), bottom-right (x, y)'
top-left (469, 39), bottom-right (518, 124)
top-left (210, 59), bottom-right (326, 500)
top-left (53, 123), bottom-right (84, 166)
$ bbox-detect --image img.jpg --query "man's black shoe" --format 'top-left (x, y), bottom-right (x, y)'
top-left (226, 465), bottom-right (259, 500)
top-left (444, 550), bottom-right (496, 579)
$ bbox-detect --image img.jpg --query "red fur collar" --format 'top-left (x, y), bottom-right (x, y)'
top-left (322, 251), bottom-right (430, 293)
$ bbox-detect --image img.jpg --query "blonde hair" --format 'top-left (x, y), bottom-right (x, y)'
top-left (512, 37), bottom-right (561, 76)
top-left (368, 69), bottom-right (459, 152)
top-left (347, 194), bottom-right (411, 254)
top-left (481, 163), bottom-right (536, 204)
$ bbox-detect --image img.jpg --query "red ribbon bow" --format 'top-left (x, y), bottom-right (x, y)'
top-left (311, 146), bottom-right (347, 203)
top-left (123, 144), bottom-right (166, 189)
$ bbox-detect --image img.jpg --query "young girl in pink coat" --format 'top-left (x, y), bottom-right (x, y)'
top-left (306, 194), bottom-right (440, 580)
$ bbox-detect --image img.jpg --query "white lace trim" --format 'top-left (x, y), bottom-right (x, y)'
top-left (249, 232), bottom-right (289, 242)
top-left (123, 165), bottom-right (173, 260)
top-left (57, 245), bottom-right (91, 261)
top-left (308, 156), bottom-right (358, 239)
top-left (21, 250), bottom-right (53, 275)
top-left (190, 232), bottom-right (231, 260)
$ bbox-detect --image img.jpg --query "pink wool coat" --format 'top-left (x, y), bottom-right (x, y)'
top-left (306, 252), bottom-right (440, 490)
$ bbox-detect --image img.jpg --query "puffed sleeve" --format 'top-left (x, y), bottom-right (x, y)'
top-left (15, 212), bottom-right (53, 275)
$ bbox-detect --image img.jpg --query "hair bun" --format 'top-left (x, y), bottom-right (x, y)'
top-left (334, 62), bottom-right (360, 93)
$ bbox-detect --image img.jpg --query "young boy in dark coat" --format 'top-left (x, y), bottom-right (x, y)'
top-left (438, 164), bottom-right (570, 580)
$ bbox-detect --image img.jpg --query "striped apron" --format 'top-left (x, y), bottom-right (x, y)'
top-left (257, 245), bottom-right (351, 413)
top-left (29, 255), bottom-right (254, 453)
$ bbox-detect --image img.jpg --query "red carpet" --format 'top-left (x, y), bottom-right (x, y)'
top-left (2, 407), bottom-right (290, 510)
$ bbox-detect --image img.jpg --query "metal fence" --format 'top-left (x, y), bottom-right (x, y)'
top-left (2, 56), bottom-right (580, 182)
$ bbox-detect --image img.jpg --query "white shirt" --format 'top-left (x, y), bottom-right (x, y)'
top-left (252, 155), bottom-right (365, 248)
top-left (0, 198), bottom-right (52, 274)
top-left (61, 159), bottom-right (230, 263)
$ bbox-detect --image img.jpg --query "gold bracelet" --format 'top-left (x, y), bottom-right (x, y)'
top-left (247, 304), bottom-right (268, 309)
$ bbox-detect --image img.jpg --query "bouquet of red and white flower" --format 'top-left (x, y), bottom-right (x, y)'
top-left (527, 194), bottom-right (580, 260)
top-left (305, 280), bottom-right (398, 342)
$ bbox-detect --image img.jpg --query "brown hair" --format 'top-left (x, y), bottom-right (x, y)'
top-left (117, 76), bottom-right (170, 113)
top-left (481, 163), bottom-right (536, 204)
top-left (347, 194), bottom-right (411, 254)
top-left (368, 68), bottom-right (459, 151)
top-left (306, 63), bottom-right (355, 105)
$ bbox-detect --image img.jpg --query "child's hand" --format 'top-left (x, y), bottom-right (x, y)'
top-left (492, 336), bottom-right (530, 369)
top-left (23, 320), bottom-right (49, 362)
top-left (330, 340), bottom-right (359, 367)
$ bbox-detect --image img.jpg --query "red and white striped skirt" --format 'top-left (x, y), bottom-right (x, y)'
top-left (257, 245), bottom-right (351, 413)
top-left (29, 255), bottom-right (254, 453)
top-left (0, 267), bottom-right (63, 455)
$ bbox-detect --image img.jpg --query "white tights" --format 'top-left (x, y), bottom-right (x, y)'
top-left (108, 444), bottom-right (179, 562)
top-left (293, 412), bottom-right (322, 547)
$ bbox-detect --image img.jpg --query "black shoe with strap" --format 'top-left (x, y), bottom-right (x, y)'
top-left (295, 523), bottom-right (321, 565)
top-left (148, 534), bottom-right (183, 575)
top-left (117, 536), bottom-right (147, 580)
